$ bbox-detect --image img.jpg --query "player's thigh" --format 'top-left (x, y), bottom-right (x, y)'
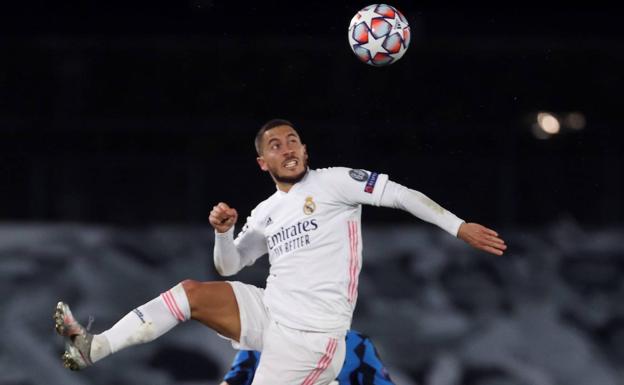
top-left (251, 322), bottom-right (346, 385)
top-left (228, 281), bottom-right (270, 351)
top-left (182, 280), bottom-right (240, 340)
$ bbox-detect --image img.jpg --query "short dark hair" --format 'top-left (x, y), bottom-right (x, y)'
top-left (255, 118), bottom-right (296, 155)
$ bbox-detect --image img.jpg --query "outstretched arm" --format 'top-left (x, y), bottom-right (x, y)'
top-left (379, 181), bottom-right (506, 256)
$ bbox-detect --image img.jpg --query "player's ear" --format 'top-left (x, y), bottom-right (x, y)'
top-left (257, 156), bottom-right (269, 171)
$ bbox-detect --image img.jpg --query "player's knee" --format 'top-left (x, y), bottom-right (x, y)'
top-left (180, 280), bottom-right (235, 323)
top-left (180, 279), bottom-right (200, 300)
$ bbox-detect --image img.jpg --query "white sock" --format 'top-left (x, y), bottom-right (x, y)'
top-left (90, 282), bottom-right (191, 363)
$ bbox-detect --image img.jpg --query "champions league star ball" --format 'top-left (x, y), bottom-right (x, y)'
top-left (348, 4), bottom-right (410, 66)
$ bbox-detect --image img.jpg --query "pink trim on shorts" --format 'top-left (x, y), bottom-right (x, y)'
top-left (300, 338), bottom-right (338, 385)
top-left (347, 221), bottom-right (360, 303)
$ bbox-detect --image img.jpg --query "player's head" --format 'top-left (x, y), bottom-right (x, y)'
top-left (255, 119), bottom-right (309, 186)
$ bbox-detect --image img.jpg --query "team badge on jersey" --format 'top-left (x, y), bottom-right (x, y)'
top-left (303, 196), bottom-right (316, 215)
top-left (349, 169), bottom-right (369, 182)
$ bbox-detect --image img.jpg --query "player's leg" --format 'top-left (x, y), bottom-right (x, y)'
top-left (344, 331), bottom-right (395, 385)
top-left (54, 280), bottom-right (240, 370)
top-left (183, 279), bottom-right (241, 340)
top-left (363, 336), bottom-right (395, 385)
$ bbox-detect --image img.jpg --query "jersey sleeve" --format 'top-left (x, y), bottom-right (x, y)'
top-left (223, 350), bottom-right (261, 385)
top-left (233, 208), bottom-right (269, 261)
top-left (321, 167), bottom-right (389, 207)
top-left (379, 180), bottom-right (464, 237)
top-left (214, 207), bottom-right (268, 276)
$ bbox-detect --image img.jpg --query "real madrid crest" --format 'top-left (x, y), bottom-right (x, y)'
top-left (303, 196), bottom-right (316, 215)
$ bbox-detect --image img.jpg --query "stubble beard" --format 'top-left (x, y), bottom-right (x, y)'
top-left (272, 158), bottom-right (308, 185)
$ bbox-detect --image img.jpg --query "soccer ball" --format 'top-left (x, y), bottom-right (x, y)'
top-left (348, 4), bottom-right (410, 66)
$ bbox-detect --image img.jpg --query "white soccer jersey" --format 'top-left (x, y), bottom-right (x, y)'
top-left (229, 167), bottom-right (389, 333)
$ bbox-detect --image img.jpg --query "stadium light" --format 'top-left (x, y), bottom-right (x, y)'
top-left (531, 111), bottom-right (561, 139)
top-left (530, 111), bottom-right (586, 139)
top-left (537, 112), bottom-right (560, 134)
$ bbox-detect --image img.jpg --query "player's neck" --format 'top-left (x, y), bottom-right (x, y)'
top-left (277, 182), bottom-right (294, 193)
top-left (272, 168), bottom-right (309, 193)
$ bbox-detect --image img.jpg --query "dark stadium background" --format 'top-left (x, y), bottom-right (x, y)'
top-left (1, 2), bottom-right (623, 385)
top-left (1, 2), bottom-right (621, 227)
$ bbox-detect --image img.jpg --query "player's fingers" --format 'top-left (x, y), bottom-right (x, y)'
top-left (211, 205), bottom-right (224, 215)
top-left (481, 226), bottom-right (499, 237)
top-left (209, 212), bottom-right (224, 224)
top-left (222, 210), bottom-right (237, 224)
top-left (210, 209), bottom-right (226, 218)
top-left (482, 245), bottom-right (504, 256)
top-left (210, 208), bottom-right (232, 225)
top-left (485, 235), bottom-right (506, 245)
top-left (490, 242), bottom-right (507, 251)
top-left (217, 202), bottom-right (231, 211)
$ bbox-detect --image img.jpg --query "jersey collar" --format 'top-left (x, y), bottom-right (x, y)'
top-left (276, 168), bottom-right (311, 195)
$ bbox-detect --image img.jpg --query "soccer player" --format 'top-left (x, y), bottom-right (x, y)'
top-left (220, 330), bottom-right (394, 385)
top-left (54, 119), bottom-right (506, 385)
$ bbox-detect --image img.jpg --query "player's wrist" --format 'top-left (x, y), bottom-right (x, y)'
top-left (214, 227), bottom-right (234, 236)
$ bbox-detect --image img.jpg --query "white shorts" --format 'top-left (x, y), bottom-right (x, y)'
top-left (226, 281), bottom-right (346, 385)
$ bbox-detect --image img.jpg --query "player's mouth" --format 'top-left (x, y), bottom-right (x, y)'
top-left (283, 158), bottom-right (299, 170)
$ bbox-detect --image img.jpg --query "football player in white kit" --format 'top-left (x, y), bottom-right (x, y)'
top-left (54, 119), bottom-right (506, 385)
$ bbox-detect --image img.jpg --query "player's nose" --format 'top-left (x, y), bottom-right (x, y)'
top-left (282, 147), bottom-right (296, 157)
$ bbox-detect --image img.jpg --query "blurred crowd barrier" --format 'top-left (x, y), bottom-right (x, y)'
top-left (1, 221), bottom-right (623, 385)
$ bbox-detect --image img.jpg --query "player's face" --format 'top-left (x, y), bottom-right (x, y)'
top-left (257, 125), bottom-right (308, 190)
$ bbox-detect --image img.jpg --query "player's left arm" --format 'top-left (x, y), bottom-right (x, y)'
top-left (324, 168), bottom-right (505, 256)
top-left (379, 180), bottom-right (506, 256)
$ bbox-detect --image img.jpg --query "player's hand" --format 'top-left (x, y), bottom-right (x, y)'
top-left (457, 222), bottom-right (507, 256)
top-left (209, 202), bottom-right (238, 233)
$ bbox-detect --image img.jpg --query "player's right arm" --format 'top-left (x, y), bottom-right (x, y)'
top-left (210, 202), bottom-right (268, 276)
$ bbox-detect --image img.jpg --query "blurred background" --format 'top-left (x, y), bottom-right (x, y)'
top-left (1, 2), bottom-right (623, 384)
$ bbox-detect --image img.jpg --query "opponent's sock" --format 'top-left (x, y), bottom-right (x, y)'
top-left (91, 283), bottom-right (191, 363)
